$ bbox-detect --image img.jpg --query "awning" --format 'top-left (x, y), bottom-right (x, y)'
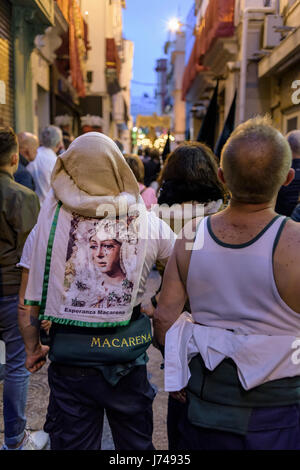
top-left (13, 0), bottom-right (54, 26)
top-left (182, 0), bottom-right (235, 100)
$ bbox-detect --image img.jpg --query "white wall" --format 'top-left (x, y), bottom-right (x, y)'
top-left (121, 39), bottom-right (134, 118)
top-left (31, 50), bottom-right (50, 137)
top-left (80, 0), bottom-right (131, 139)
top-left (81, 0), bottom-right (106, 94)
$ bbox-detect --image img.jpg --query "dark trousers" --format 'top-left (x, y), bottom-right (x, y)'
top-left (44, 363), bottom-right (156, 450)
top-left (167, 395), bottom-right (188, 451)
top-left (175, 402), bottom-right (300, 450)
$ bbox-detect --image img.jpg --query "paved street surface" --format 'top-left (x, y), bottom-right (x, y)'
top-left (0, 270), bottom-right (169, 450)
top-left (0, 345), bottom-right (168, 451)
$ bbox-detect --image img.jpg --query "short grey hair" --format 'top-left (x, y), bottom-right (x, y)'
top-left (286, 130), bottom-right (300, 157)
top-left (221, 115), bottom-right (292, 204)
top-left (40, 125), bottom-right (62, 149)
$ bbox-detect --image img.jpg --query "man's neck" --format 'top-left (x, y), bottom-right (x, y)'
top-left (43, 146), bottom-right (57, 156)
top-left (210, 198), bottom-right (279, 245)
top-left (229, 198), bottom-right (275, 213)
top-left (0, 165), bottom-right (14, 177)
top-left (220, 198), bottom-right (277, 222)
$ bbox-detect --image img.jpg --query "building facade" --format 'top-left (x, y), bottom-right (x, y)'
top-left (0, 0), bottom-right (14, 128)
top-left (0, 0), bottom-right (55, 131)
top-left (0, 0), bottom-right (132, 147)
top-left (258, 0), bottom-right (300, 133)
top-left (12, 0), bottom-right (55, 134)
top-left (52, 0), bottom-right (88, 139)
top-left (182, 0), bottom-right (300, 146)
top-left (0, 0), bottom-right (89, 139)
top-left (164, 31), bottom-right (186, 143)
top-left (79, 0), bottom-right (133, 152)
top-left (155, 58), bottom-right (167, 116)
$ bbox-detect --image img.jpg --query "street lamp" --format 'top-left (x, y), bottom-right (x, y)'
top-left (167, 18), bottom-right (182, 34)
top-left (167, 17), bottom-right (198, 36)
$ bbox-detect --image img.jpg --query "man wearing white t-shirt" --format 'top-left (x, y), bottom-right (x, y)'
top-left (18, 132), bottom-right (176, 451)
top-left (27, 126), bottom-right (63, 204)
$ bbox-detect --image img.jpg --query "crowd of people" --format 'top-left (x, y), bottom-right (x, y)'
top-left (0, 119), bottom-right (300, 451)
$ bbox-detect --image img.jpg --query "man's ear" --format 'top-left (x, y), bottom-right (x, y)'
top-left (218, 167), bottom-right (226, 184)
top-left (11, 152), bottom-right (19, 167)
top-left (282, 168), bottom-right (295, 187)
top-left (55, 142), bottom-right (63, 154)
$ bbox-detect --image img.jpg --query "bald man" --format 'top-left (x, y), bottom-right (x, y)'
top-left (154, 116), bottom-right (300, 450)
top-left (14, 132), bottom-right (39, 190)
top-left (276, 130), bottom-right (300, 216)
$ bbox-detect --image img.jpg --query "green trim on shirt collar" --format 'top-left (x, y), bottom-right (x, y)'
top-left (207, 215), bottom-right (281, 249)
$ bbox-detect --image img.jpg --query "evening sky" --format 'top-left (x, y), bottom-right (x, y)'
top-left (123, 0), bottom-right (193, 98)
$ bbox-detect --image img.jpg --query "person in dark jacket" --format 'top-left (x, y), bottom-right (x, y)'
top-left (291, 203), bottom-right (300, 222)
top-left (0, 127), bottom-right (48, 450)
top-left (14, 132), bottom-right (39, 191)
top-left (143, 149), bottom-right (161, 187)
top-left (275, 130), bottom-right (300, 216)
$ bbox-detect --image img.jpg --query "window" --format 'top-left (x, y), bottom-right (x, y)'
top-left (287, 116), bottom-right (298, 133)
top-left (283, 108), bottom-right (300, 134)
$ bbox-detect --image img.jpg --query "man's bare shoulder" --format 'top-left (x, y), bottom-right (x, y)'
top-left (173, 217), bottom-right (204, 284)
top-left (282, 218), bottom-right (300, 240)
top-left (172, 216), bottom-right (203, 259)
top-left (273, 218), bottom-right (300, 312)
top-left (276, 218), bottom-right (300, 258)
top-left (176, 216), bottom-right (203, 244)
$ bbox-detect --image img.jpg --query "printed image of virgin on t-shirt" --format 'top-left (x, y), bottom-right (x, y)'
top-left (62, 214), bottom-right (138, 314)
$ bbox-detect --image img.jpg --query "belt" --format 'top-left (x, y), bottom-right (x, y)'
top-left (52, 362), bottom-right (102, 377)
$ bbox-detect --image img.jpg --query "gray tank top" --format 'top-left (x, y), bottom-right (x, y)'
top-left (187, 215), bottom-right (300, 335)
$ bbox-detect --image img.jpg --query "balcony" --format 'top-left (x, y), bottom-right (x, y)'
top-left (203, 37), bottom-right (238, 76)
top-left (34, 0), bottom-right (54, 24)
top-left (13, 0), bottom-right (54, 25)
top-left (182, 0), bottom-right (235, 99)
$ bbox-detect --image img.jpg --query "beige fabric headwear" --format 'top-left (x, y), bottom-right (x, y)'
top-left (51, 132), bottom-right (140, 217)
